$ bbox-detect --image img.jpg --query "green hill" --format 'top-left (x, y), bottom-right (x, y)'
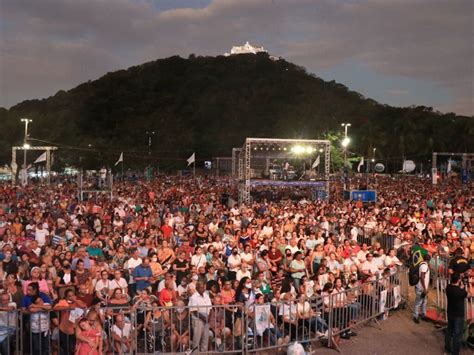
top-left (1, 53), bottom-right (472, 170)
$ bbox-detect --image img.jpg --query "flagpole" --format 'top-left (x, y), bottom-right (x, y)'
top-left (366, 156), bottom-right (369, 188)
top-left (193, 160), bottom-right (196, 178)
top-left (121, 160), bottom-right (124, 180)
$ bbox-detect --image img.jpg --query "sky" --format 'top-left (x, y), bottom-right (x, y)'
top-left (1, 0), bottom-right (473, 116)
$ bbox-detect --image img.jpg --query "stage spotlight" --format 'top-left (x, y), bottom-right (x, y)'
top-left (291, 145), bottom-right (306, 154)
top-left (283, 147), bottom-right (287, 151)
top-left (305, 147), bottom-right (314, 153)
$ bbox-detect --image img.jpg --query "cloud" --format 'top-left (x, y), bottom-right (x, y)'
top-left (1, 0), bottom-right (472, 115)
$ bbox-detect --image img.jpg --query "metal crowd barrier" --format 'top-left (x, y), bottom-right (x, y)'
top-left (431, 255), bottom-right (450, 282)
top-left (326, 268), bottom-right (408, 351)
top-left (436, 277), bottom-right (474, 324)
top-left (0, 269), bottom-right (409, 355)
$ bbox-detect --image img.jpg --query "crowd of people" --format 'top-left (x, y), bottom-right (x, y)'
top-left (0, 174), bottom-right (472, 354)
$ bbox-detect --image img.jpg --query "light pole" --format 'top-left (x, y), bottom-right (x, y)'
top-left (341, 123), bottom-right (351, 190)
top-left (146, 131), bottom-right (156, 181)
top-left (146, 131), bottom-right (156, 156)
top-left (20, 118), bottom-right (32, 185)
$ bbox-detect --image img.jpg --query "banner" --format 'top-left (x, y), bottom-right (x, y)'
top-left (379, 289), bottom-right (387, 314)
top-left (393, 285), bottom-right (401, 308)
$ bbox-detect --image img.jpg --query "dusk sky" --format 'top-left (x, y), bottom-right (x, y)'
top-left (1, 0), bottom-right (473, 115)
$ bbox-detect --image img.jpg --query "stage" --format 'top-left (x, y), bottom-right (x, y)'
top-left (250, 179), bottom-right (327, 187)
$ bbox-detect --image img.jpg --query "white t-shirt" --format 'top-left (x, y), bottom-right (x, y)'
top-left (112, 322), bottom-right (132, 339)
top-left (35, 228), bottom-right (49, 246)
top-left (191, 254), bottom-right (207, 269)
top-left (236, 270), bottom-right (251, 282)
top-left (126, 257), bottom-right (142, 283)
top-left (417, 262), bottom-right (430, 289)
top-left (227, 254), bottom-right (241, 272)
top-left (95, 279), bottom-right (110, 293)
top-left (253, 304), bottom-right (274, 336)
top-left (110, 278), bottom-right (128, 293)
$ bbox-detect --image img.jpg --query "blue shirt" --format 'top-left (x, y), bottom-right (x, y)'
top-left (133, 265), bottom-right (153, 291)
top-left (22, 292), bottom-right (51, 309)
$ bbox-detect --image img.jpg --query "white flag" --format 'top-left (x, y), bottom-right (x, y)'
top-left (115, 152), bottom-right (123, 166)
top-left (34, 152), bottom-right (47, 164)
top-left (357, 157), bottom-right (364, 172)
top-left (447, 159), bottom-right (452, 173)
top-left (311, 155), bottom-right (320, 169)
top-left (187, 153), bottom-right (195, 166)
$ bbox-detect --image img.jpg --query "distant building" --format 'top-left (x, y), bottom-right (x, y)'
top-left (224, 41), bottom-right (267, 56)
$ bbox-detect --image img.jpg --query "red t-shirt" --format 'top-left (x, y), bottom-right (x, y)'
top-left (161, 225), bottom-right (173, 239)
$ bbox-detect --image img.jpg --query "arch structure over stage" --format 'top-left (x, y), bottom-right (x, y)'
top-left (236, 138), bottom-right (331, 205)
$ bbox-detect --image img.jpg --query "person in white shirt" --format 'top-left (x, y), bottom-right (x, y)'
top-left (109, 270), bottom-right (128, 296)
top-left (188, 282), bottom-right (212, 352)
top-left (112, 314), bottom-right (134, 353)
top-left (350, 226), bottom-right (359, 242)
top-left (361, 253), bottom-right (379, 281)
top-left (227, 248), bottom-right (241, 279)
top-left (241, 245), bottom-right (254, 266)
top-left (95, 270), bottom-right (111, 302)
top-left (236, 263), bottom-right (251, 282)
top-left (35, 224), bottom-right (49, 247)
top-left (126, 250), bottom-right (142, 296)
top-left (384, 248), bottom-right (402, 275)
top-left (413, 254), bottom-right (431, 323)
top-left (191, 247), bottom-right (207, 269)
top-left (357, 243), bottom-right (369, 264)
top-left (314, 232), bottom-right (325, 246)
top-left (344, 252), bottom-right (360, 269)
top-left (305, 234), bottom-right (318, 250)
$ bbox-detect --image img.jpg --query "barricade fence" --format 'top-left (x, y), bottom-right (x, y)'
top-left (0, 269), bottom-right (408, 355)
top-left (435, 276), bottom-right (474, 324)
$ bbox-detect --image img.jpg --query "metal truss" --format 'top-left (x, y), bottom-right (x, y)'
top-left (11, 146), bottom-right (58, 185)
top-left (237, 138), bottom-right (331, 204)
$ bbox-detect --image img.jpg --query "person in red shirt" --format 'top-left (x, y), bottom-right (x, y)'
top-left (159, 279), bottom-right (177, 307)
top-left (161, 223), bottom-right (173, 241)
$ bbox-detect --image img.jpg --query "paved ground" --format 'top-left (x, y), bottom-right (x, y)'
top-left (312, 309), bottom-right (471, 355)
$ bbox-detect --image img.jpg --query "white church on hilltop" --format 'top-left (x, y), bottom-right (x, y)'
top-left (224, 41), bottom-right (268, 56)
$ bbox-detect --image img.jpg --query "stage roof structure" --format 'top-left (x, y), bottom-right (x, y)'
top-left (236, 137), bottom-right (331, 204)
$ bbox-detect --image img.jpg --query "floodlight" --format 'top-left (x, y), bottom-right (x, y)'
top-left (341, 137), bottom-right (350, 147)
top-left (23, 143), bottom-right (31, 149)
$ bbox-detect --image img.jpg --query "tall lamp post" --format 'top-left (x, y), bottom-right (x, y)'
top-left (20, 118), bottom-right (32, 186)
top-left (341, 123), bottom-right (351, 190)
top-left (146, 131), bottom-right (156, 180)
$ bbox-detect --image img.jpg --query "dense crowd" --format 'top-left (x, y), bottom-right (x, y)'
top-left (0, 175), bottom-right (472, 354)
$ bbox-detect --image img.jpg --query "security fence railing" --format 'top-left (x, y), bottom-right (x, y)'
top-left (0, 269), bottom-right (409, 355)
top-left (435, 276), bottom-right (474, 324)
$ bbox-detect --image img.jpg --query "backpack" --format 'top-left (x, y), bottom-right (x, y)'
top-left (408, 263), bottom-right (420, 286)
top-left (409, 261), bottom-right (426, 286)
